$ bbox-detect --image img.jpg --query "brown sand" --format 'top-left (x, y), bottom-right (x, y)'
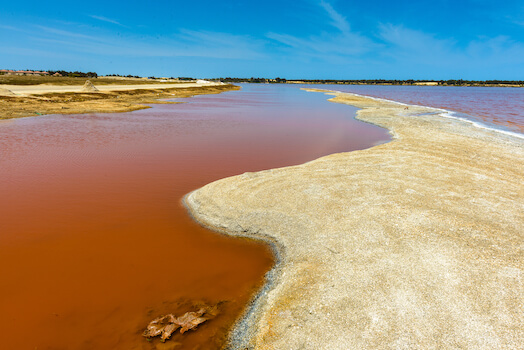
top-left (185, 89), bottom-right (524, 349)
top-left (0, 82), bottom-right (237, 119)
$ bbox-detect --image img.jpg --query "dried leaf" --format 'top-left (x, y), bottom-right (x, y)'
top-left (161, 322), bottom-right (180, 340)
top-left (144, 307), bottom-right (210, 341)
top-left (176, 308), bottom-right (208, 334)
top-left (143, 314), bottom-right (177, 338)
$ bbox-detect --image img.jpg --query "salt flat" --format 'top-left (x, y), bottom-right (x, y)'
top-left (186, 89), bottom-right (524, 349)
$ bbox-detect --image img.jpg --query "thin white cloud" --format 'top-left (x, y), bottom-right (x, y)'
top-left (14, 23), bottom-right (266, 60)
top-left (35, 25), bottom-right (105, 42)
top-left (319, 0), bottom-right (350, 33)
top-left (466, 35), bottom-right (524, 64)
top-left (377, 23), bottom-right (524, 75)
top-left (378, 24), bottom-right (456, 55)
top-left (160, 30), bottom-right (266, 59)
top-left (266, 1), bottom-right (376, 61)
top-left (0, 24), bottom-right (22, 31)
top-left (504, 5), bottom-right (524, 27)
top-left (267, 31), bottom-right (376, 57)
top-left (89, 15), bottom-right (127, 27)
top-left (178, 29), bottom-right (262, 50)
top-left (0, 45), bottom-right (70, 58)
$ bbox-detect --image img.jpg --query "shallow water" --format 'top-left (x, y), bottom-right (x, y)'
top-left (318, 84), bottom-right (524, 135)
top-left (0, 84), bottom-right (389, 349)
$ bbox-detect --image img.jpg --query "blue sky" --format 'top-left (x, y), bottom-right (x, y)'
top-left (1, 0), bottom-right (523, 79)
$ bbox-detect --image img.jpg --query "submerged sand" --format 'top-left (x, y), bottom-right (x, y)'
top-left (185, 89), bottom-right (524, 349)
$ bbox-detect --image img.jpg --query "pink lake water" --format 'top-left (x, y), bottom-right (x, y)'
top-left (0, 84), bottom-right (390, 350)
top-left (320, 84), bottom-right (524, 135)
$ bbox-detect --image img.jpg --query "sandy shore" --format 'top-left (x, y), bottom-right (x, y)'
top-left (185, 89), bottom-right (524, 349)
top-left (0, 82), bottom-right (238, 119)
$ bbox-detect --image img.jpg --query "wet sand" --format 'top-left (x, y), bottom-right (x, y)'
top-left (186, 89), bottom-right (524, 349)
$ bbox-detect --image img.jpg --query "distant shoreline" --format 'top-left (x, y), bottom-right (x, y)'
top-left (212, 78), bottom-right (524, 88)
top-left (285, 81), bottom-right (524, 88)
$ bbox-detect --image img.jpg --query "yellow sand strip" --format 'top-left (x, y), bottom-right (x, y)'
top-left (2, 82), bottom-right (221, 95)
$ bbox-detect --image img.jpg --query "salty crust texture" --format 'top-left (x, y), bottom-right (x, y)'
top-left (185, 90), bottom-right (524, 349)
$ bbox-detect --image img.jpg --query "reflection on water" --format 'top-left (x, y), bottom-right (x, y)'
top-left (0, 84), bottom-right (390, 349)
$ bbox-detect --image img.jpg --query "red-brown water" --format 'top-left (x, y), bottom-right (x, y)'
top-left (0, 84), bottom-right (390, 349)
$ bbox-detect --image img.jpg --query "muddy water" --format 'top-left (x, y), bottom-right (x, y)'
top-left (0, 84), bottom-right (390, 350)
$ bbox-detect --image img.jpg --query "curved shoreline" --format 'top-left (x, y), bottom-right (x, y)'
top-left (182, 90), bottom-right (398, 348)
top-left (183, 192), bottom-right (286, 348)
top-left (186, 89), bottom-right (524, 349)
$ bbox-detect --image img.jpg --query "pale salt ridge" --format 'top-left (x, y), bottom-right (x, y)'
top-left (329, 89), bottom-right (524, 140)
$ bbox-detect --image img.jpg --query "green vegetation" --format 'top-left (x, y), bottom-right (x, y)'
top-left (0, 69), bottom-right (194, 84)
top-left (439, 79), bottom-right (524, 86)
top-left (47, 70), bottom-right (98, 78)
top-left (107, 73), bottom-right (142, 78)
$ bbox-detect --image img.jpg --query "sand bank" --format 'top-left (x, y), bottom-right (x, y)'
top-left (0, 82), bottom-right (236, 119)
top-left (1, 81), bottom-right (219, 95)
top-left (185, 89), bottom-right (524, 349)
